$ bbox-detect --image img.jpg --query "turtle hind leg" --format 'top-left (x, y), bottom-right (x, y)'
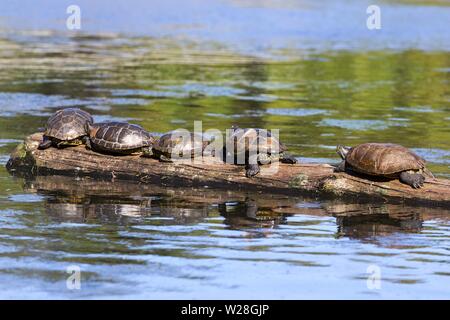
top-left (400, 171), bottom-right (425, 189)
top-left (280, 153), bottom-right (297, 164)
top-left (38, 136), bottom-right (53, 150)
top-left (84, 137), bottom-right (93, 150)
top-left (245, 163), bottom-right (260, 178)
top-left (159, 155), bottom-right (173, 163)
top-left (56, 141), bottom-right (67, 149)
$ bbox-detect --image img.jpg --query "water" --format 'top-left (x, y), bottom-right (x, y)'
top-left (0, 0), bottom-right (449, 299)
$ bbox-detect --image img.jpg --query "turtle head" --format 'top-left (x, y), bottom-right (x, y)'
top-left (336, 145), bottom-right (351, 160)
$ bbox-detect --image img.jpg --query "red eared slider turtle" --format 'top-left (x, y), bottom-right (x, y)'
top-left (86, 122), bottom-right (156, 155)
top-left (38, 108), bottom-right (93, 149)
top-left (336, 143), bottom-right (434, 189)
top-left (225, 126), bottom-right (297, 177)
top-left (153, 131), bottom-right (209, 162)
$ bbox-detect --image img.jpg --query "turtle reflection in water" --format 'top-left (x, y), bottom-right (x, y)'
top-left (218, 198), bottom-right (287, 229)
top-left (336, 143), bottom-right (434, 189)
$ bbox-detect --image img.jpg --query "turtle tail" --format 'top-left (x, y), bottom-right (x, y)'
top-left (422, 167), bottom-right (435, 180)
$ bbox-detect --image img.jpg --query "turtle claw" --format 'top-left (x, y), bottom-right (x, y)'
top-left (400, 171), bottom-right (425, 189)
top-left (412, 181), bottom-right (423, 189)
top-left (414, 178), bottom-right (425, 189)
top-left (414, 176), bottom-right (425, 189)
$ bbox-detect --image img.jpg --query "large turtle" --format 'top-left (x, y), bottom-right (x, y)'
top-left (38, 108), bottom-right (93, 149)
top-left (336, 143), bottom-right (434, 189)
top-left (85, 122), bottom-right (156, 155)
top-left (225, 126), bottom-right (297, 177)
top-left (152, 130), bottom-right (209, 162)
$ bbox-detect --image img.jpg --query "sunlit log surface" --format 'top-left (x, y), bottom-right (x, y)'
top-left (6, 133), bottom-right (450, 208)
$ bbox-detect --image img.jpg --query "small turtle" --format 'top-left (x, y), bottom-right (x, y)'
top-left (152, 131), bottom-right (209, 162)
top-left (38, 108), bottom-right (93, 149)
top-left (336, 143), bottom-right (434, 189)
top-left (225, 126), bottom-right (297, 177)
top-left (85, 122), bottom-right (156, 155)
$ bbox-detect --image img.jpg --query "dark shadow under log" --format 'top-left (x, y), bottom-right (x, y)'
top-left (6, 133), bottom-right (450, 208)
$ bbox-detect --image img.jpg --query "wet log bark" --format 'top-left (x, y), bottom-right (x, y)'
top-left (6, 133), bottom-right (450, 208)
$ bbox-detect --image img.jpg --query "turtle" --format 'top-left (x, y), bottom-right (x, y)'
top-left (224, 126), bottom-right (297, 177)
top-left (336, 143), bottom-right (435, 189)
top-left (38, 108), bottom-right (93, 149)
top-left (152, 130), bottom-right (209, 162)
top-left (85, 122), bottom-right (156, 156)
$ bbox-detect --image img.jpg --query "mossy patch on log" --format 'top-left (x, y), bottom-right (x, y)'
top-left (289, 174), bottom-right (309, 188)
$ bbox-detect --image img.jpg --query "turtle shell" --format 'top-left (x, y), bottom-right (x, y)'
top-left (227, 127), bottom-right (287, 155)
top-left (88, 122), bottom-right (154, 152)
top-left (45, 108), bottom-right (93, 141)
top-left (154, 131), bottom-right (206, 158)
top-left (345, 143), bottom-right (425, 176)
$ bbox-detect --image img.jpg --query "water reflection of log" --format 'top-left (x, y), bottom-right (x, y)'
top-left (7, 133), bottom-right (450, 207)
top-left (26, 175), bottom-right (295, 227)
top-left (323, 202), bottom-right (449, 221)
top-left (23, 175), bottom-right (449, 238)
top-left (336, 214), bottom-right (423, 238)
top-left (24, 175), bottom-right (302, 207)
top-left (44, 201), bottom-right (210, 224)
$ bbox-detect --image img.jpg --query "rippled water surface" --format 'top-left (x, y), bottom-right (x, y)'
top-left (0, 0), bottom-right (449, 299)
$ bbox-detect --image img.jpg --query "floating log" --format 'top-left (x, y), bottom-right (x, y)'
top-left (6, 133), bottom-right (450, 208)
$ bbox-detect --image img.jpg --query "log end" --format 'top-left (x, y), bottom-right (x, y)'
top-left (6, 133), bottom-right (42, 172)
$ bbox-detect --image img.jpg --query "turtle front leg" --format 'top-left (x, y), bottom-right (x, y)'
top-left (280, 153), bottom-right (297, 164)
top-left (81, 136), bottom-right (89, 145)
top-left (399, 171), bottom-right (425, 189)
top-left (334, 161), bottom-right (346, 173)
top-left (38, 136), bottom-right (53, 150)
top-left (245, 163), bottom-right (260, 177)
top-left (246, 153), bottom-right (260, 177)
top-left (84, 137), bottom-right (93, 150)
top-left (141, 147), bottom-right (153, 158)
